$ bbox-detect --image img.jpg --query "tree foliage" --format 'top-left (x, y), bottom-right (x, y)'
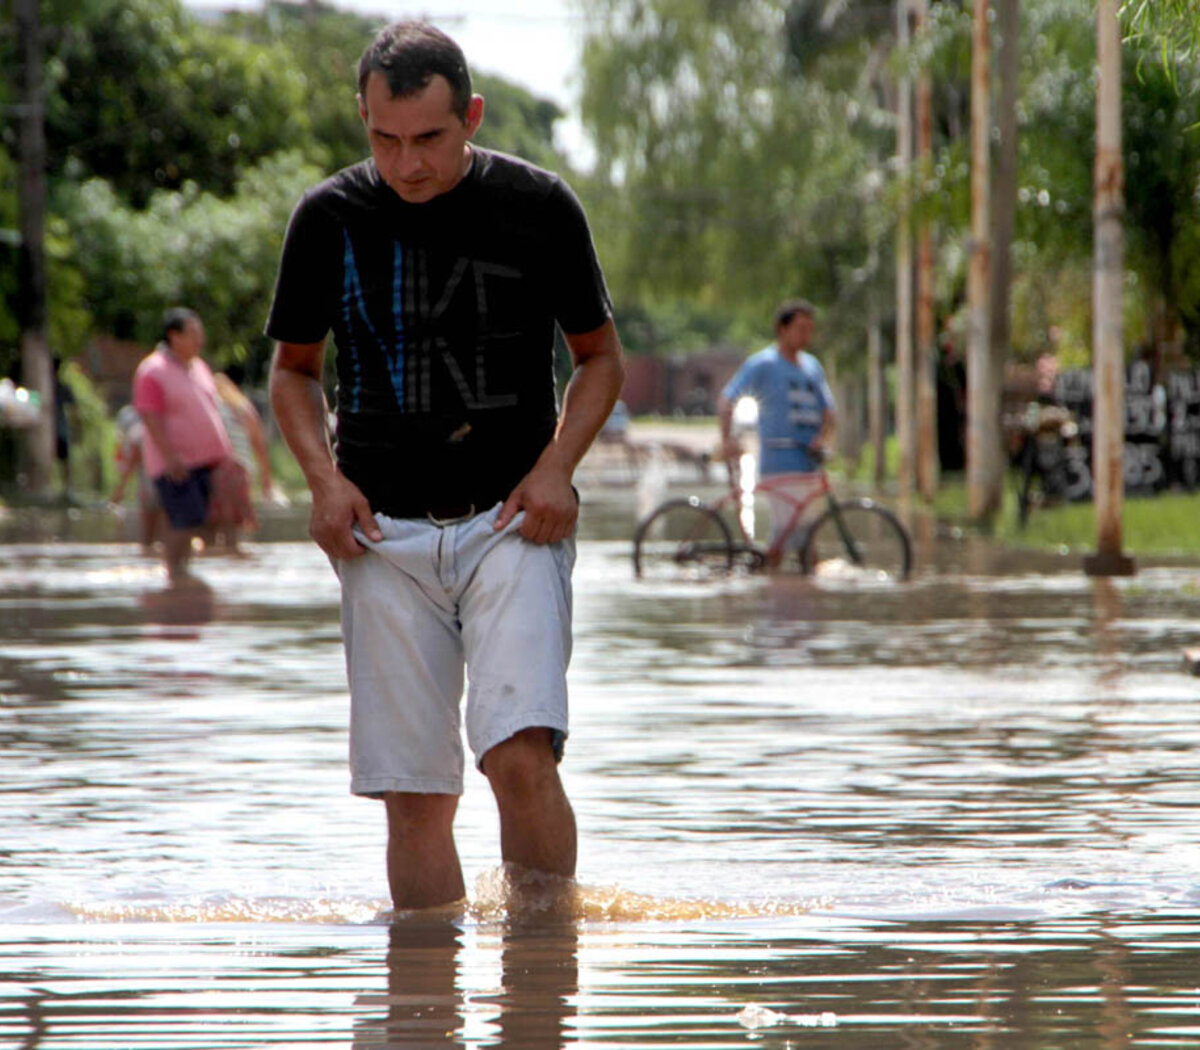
top-left (61, 151), bottom-right (325, 376)
top-left (577, 0), bottom-right (1200, 367)
top-left (21, 0), bottom-right (311, 206)
top-left (215, 1), bottom-right (568, 175)
top-left (578, 0), bottom-right (893, 360)
top-left (0, 0), bottom-right (570, 391)
top-left (1122, 0), bottom-right (1200, 61)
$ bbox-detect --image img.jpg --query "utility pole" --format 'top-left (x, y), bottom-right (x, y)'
top-left (966, 0), bottom-right (999, 522)
top-left (914, 0), bottom-right (938, 502)
top-left (895, 0), bottom-right (915, 501)
top-left (15, 0), bottom-right (54, 495)
top-left (868, 285), bottom-right (885, 487)
top-left (991, 0), bottom-right (1020, 484)
top-left (1084, 0), bottom-right (1135, 576)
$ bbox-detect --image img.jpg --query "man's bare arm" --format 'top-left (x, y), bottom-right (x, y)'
top-left (138, 409), bottom-right (186, 481)
top-left (716, 395), bottom-right (742, 463)
top-left (814, 407), bottom-right (836, 457)
top-left (495, 318), bottom-right (626, 544)
top-left (269, 341), bottom-right (381, 558)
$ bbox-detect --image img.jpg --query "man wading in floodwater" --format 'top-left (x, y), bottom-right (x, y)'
top-left (266, 21), bottom-right (624, 910)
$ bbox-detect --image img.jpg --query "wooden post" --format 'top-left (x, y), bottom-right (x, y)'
top-left (1084, 0), bottom-right (1135, 576)
top-left (914, 0), bottom-right (938, 502)
top-left (895, 0), bottom-right (915, 500)
top-left (868, 290), bottom-right (886, 486)
top-left (991, 0), bottom-right (1019, 484)
top-left (966, 0), bottom-right (998, 522)
top-left (15, 0), bottom-right (54, 495)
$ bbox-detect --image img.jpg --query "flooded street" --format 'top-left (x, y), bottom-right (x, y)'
top-left (3, 491), bottom-right (1200, 1047)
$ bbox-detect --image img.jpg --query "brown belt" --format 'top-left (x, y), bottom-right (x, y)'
top-left (424, 503), bottom-right (477, 526)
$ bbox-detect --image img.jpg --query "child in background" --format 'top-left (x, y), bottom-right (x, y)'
top-left (209, 372), bottom-right (282, 551)
top-left (110, 404), bottom-right (164, 554)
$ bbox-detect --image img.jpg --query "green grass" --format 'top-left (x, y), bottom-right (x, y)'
top-left (631, 421), bottom-right (1200, 557)
top-left (936, 473), bottom-right (1200, 556)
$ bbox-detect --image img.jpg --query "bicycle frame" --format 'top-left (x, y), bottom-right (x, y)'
top-left (632, 455), bottom-right (911, 580)
top-left (711, 460), bottom-right (837, 563)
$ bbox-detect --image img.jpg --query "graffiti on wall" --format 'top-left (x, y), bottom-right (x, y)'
top-left (1051, 361), bottom-right (1200, 495)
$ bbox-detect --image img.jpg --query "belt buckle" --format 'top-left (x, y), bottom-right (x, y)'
top-left (427, 503), bottom-right (475, 527)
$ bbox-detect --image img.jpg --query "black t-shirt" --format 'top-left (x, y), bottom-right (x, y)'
top-left (265, 148), bottom-right (612, 517)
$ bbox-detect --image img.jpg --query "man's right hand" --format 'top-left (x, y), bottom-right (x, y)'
top-left (308, 472), bottom-right (382, 559)
top-left (164, 453), bottom-right (189, 482)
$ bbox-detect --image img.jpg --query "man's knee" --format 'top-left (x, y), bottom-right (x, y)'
top-left (384, 792), bottom-right (458, 836)
top-left (482, 728), bottom-right (559, 798)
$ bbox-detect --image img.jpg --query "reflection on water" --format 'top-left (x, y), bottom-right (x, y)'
top-left (7, 911), bottom-right (1200, 1047)
top-left (3, 495), bottom-right (1200, 1047)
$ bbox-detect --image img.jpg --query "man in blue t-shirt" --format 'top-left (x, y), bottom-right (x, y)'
top-left (717, 299), bottom-right (836, 560)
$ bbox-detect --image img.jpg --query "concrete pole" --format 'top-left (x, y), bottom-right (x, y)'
top-left (966, 0), bottom-right (998, 522)
top-left (914, 0), bottom-right (938, 502)
top-left (1084, 0), bottom-right (1135, 576)
top-left (895, 0), bottom-right (915, 500)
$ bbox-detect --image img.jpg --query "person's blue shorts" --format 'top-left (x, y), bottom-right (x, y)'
top-left (154, 466), bottom-right (213, 529)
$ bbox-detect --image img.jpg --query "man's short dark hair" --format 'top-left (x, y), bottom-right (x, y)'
top-left (162, 307), bottom-right (200, 343)
top-left (775, 299), bottom-right (816, 331)
top-left (358, 21), bottom-right (472, 121)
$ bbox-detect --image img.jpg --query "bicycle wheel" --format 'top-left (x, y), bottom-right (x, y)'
top-left (800, 499), bottom-right (912, 581)
top-left (633, 498), bottom-right (734, 580)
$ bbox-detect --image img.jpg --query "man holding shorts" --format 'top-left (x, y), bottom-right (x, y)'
top-left (718, 299), bottom-right (836, 566)
top-left (267, 21), bottom-right (624, 910)
top-left (133, 307), bottom-right (233, 584)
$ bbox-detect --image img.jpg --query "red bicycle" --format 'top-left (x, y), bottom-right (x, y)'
top-left (632, 455), bottom-right (912, 582)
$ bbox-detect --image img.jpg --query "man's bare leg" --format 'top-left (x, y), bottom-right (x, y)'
top-left (164, 528), bottom-right (194, 584)
top-left (482, 728), bottom-right (577, 877)
top-left (384, 792), bottom-right (465, 910)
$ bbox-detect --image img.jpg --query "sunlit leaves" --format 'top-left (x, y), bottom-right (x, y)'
top-left (1122, 0), bottom-right (1200, 69)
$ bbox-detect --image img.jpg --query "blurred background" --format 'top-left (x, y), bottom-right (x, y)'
top-left (2, 0), bottom-right (1199, 546)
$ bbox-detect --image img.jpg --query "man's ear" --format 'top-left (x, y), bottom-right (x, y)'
top-left (357, 93), bottom-right (368, 124)
top-left (465, 94), bottom-right (485, 137)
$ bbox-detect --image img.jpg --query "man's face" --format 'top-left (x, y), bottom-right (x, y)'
top-left (778, 312), bottom-right (814, 355)
top-left (170, 318), bottom-right (205, 361)
top-left (359, 72), bottom-right (483, 204)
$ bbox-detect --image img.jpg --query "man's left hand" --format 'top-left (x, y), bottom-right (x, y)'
top-left (495, 455), bottom-right (578, 544)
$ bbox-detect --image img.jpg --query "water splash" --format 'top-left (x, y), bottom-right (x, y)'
top-left (463, 865), bottom-right (821, 923)
top-left (737, 1003), bottom-right (838, 1029)
top-left (61, 867), bottom-right (823, 926)
top-left (66, 895), bottom-right (386, 925)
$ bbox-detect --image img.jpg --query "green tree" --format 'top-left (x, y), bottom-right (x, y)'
top-left (218, 0), bottom-right (376, 173)
top-left (17, 0), bottom-right (311, 206)
top-left (1122, 0), bottom-right (1200, 58)
top-left (0, 146), bottom-right (93, 379)
top-left (578, 0), bottom-right (894, 362)
top-left (216, 1), bottom-right (568, 175)
top-left (61, 151), bottom-right (324, 377)
top-left (1010, 0), bottom-right (1200, 357)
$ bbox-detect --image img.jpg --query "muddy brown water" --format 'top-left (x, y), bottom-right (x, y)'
top-left (2, 490), bottom-right (1200, 1047)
